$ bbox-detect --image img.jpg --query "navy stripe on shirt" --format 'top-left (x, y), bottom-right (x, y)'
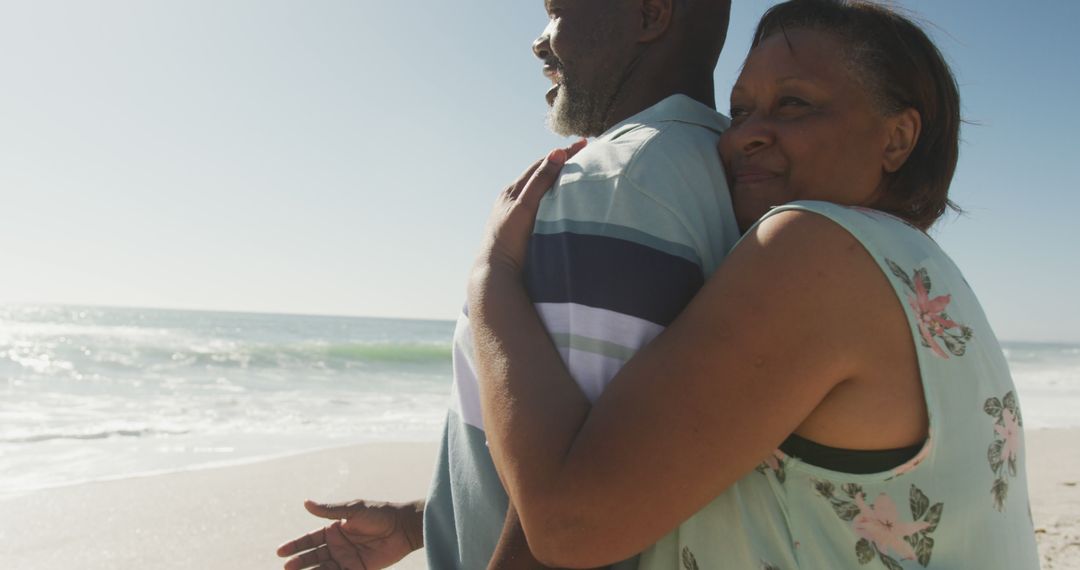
top-left (525, 232), bottom-right (705, 326)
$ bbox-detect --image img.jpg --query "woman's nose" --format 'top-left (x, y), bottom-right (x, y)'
top-left (732, 118), bottom-right (774, 155)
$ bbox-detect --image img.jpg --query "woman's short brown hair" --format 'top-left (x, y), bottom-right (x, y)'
top-left (752, 0), bottom-right (962, 230)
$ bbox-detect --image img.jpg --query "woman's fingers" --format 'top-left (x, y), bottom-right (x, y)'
top-left (508, 140), bottom-right (586, 201)
top-left (518, 148), bottom-right (568, 208)
top-left (564, 138), bottom-right (588, 160)
top-left (507, 158), bottom-right (546, 200)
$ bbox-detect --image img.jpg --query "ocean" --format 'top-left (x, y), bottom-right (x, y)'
top-left (1, 304), bottom-right (1077, 499)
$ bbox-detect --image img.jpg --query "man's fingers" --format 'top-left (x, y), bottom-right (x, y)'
top-left (277, 527), bottom-right (327, 557)
top-left (518, 148), bottom-right (567, 207)
top-left (303, 499), bottom-right (365, 520)
top-left (283, 544), bottom-right (333, 570)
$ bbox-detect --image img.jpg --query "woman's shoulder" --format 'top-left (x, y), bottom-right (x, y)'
top-left (747, 201), bottom-right (945, 277)
top-left (739, 204), bottom-right (869, 267)
top-left (757, 201), bottom-right (925, 237)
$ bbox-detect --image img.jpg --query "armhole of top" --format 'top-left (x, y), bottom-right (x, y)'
top-left (751, 201), bottom-right (938, 482)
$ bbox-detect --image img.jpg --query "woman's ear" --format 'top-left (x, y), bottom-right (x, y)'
top-left (882, 108), bottom-right (922, 173)
top-left (639, 0), bottom-right (674, 42)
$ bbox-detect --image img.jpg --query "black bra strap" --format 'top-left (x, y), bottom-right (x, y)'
top-left (778, 433), bottom-right (924, 475)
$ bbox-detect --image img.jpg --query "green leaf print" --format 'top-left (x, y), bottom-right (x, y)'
top-left (1003, 391), bottom-right (1018, 415)
top-left (941, 333), bottom-right (967, 357)
top-left (914, 268), bottom-right (932, 297)
top-left (1008, 455), bottom-right (1018, 477)
top-left (834, 501), bottom-right (861, 522)
top-left (879, 551), bottom-right (904, 570)
top-left (923, 503), bottom-right (944, 533)
top-left (885, 259), bottom-right (915, 292)
top-left (983, 397), bottom-right (1003, 418)
top-left (855, 538), bottom-right (875, 565)
top-left (815, 479), bottom-right (860, 520)
top-left (910, 485), bottom-right (930, 520)
top-left (917, 535), bottom-right (935, 567)
top-left (681, 547), bottom-right (700, 570)
top-left (992, 477), bottom-right (1009, 511)
top-left (843, 483), bottom-right (864, 499)
top-left (988, 439), bottom-right (1005, 473)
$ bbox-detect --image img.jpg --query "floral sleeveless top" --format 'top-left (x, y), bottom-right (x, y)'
top-left (637, 201), bottom-right (1040, 570)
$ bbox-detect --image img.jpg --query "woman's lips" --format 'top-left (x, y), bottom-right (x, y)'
top-left (734, 168), bottom-right (780, 185)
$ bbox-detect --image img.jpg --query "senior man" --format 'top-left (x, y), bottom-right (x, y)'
top-left (279, 1), bottom-right (737, 567)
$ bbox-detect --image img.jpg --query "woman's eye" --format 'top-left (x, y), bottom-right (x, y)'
top-left (729, 106), bottom-right (749, 121)
top-left (778, 96), bottom-right (810, 108)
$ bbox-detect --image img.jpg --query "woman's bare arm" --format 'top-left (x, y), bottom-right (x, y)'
top-left (470, 205), bottom-right (896, 567)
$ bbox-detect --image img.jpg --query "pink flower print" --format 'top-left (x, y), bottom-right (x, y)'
top-left (757, 449), bottom-right (787, 483)
top-left (764, 450), bottom-right (784, 472)
top-left (985, 392), bottom-right (1024, 511)
top-left (909, 278), bottom-right (957, 359)
top-left (892, 436), bottom-right (932, 477)
top-left (853, 492), bottom-right (931, 561)
top-left (994, 408), bottom-right (1022, 465)
top-left (886, 259), bottom-right (973, 359)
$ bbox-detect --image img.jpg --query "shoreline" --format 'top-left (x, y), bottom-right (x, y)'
top-left (0, 436), bottom-right (442, 503)
top-left (1, 430), bottom-right (1076, 569)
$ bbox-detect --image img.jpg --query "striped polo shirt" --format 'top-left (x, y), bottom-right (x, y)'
top-left (424, 94), bottom-right (740, 568)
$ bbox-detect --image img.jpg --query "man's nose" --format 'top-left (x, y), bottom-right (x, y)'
top-left (533, 33), bottom-right (551, 60)
top-left (533, 20), bottom-right (555, 60)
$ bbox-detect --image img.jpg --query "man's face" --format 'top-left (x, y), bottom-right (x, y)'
top-left (535, 0), bottom-right (639, 137)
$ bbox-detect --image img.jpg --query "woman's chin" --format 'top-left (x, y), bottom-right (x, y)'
top-left (734, 202), bottom-right (775, 234)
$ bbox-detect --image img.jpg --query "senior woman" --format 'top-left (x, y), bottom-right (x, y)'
top-left (471, 1), bottom-right (1040, 568)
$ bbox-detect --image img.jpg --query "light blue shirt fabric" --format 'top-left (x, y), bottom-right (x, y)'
top-left (424, 94), bottom-right (739, 569)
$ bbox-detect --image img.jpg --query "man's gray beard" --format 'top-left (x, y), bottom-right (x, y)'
top-left (546, 72), bottom-right (624, 138)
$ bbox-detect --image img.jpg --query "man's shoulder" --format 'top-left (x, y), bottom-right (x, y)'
top-left (557, 119), bottom-right (726, 193)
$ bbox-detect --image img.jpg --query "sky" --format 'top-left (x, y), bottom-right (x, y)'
top-left (0, 0), bottom-right (1077, 343)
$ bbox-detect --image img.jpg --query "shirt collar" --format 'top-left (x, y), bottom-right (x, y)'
top-left (597, 94), bottom-right (731, 142)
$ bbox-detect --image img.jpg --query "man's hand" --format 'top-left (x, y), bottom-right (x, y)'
top-left (277, 499), bottom-right (424, 570)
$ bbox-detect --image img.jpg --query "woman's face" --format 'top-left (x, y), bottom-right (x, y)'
top-left (719, 29), bottom-right (896, 231)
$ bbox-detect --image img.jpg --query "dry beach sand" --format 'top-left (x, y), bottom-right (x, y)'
top-left (1, 431), bottom-right (1077, 569)
top-left (1029, 429), bottom-right (1080, 569)
top-left (0, 442), bottom-right (436, 570)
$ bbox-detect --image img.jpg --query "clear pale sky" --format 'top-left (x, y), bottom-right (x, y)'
top-left (1, 1), bottom-right (1077, 342)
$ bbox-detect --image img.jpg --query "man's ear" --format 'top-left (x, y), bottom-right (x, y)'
top-left (639, 0), bottom-right (674, 42)
top-left (883, 107), bottom-right (921, 173)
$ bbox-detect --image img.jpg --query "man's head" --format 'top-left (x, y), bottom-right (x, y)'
top-left (534, 0), bottom-right (732, 138)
